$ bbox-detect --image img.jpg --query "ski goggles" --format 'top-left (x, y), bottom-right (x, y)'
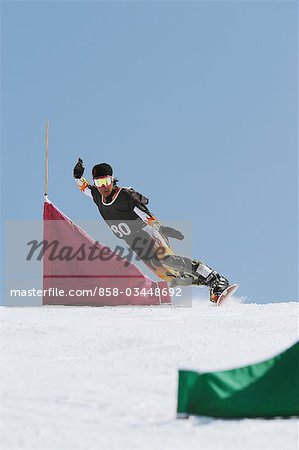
top-left (93, 176), bottom-right (113, 188)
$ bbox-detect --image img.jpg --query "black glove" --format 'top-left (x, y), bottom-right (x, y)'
top-left (73, 158), bottom-right (85, 179)
top-left (160, 226), bottom-right (184, 241)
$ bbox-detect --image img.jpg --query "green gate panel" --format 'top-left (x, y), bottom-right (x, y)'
top-left (177, 341), bottom-right (299, 418)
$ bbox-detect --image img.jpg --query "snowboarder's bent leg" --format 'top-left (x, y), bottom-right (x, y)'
top-left (126, 229), bottom-right (229, 302)
top-left (162, 254), bottom-right (229, 302)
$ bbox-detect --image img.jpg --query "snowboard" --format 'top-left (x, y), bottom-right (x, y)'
top-left (216, 283), bottom-right (239, 306)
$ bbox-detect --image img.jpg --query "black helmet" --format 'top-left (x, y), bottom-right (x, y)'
top-left (92, 163), bottom-right (113, 178)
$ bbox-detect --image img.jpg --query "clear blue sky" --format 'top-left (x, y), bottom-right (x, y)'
top-left (1, 1), bottom-right (298, 304)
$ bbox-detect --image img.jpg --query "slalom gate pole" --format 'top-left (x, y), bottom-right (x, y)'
top-left (44, 120), bottom-right (49, 198)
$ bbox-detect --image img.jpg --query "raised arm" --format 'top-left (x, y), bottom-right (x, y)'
top-left (73, 158), bottom-right (92, 198)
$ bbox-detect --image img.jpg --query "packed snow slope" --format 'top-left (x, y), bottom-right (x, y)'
top-left (0, 298), bottom-right (298, 450)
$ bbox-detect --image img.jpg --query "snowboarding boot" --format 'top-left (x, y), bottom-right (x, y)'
top-left (206, 271), bottom-right (229, 303)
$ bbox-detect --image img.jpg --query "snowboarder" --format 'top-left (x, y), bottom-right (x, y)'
top-left (73, 158), bottom-right (229, 303)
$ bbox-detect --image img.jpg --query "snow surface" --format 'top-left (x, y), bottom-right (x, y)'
top-left (0, 298), bottom-right (298, 450)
